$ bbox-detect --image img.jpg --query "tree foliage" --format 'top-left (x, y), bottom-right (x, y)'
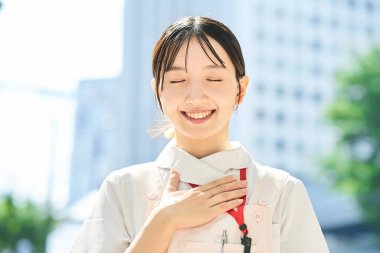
top-left (0, 195), bottom-right (57, 253)
top-left (323, 47), bottom-right (380, 234)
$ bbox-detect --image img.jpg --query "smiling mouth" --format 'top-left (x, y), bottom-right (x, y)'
top-left (180, 109), bottom-right (216, 123)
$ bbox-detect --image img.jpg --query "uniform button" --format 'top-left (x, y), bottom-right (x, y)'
top-left (259, 200), bottom-right (267, 206)
top-left (148, 192), bottom-right (158, 200)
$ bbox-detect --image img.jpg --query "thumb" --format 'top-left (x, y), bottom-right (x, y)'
top-left (165, 169), bottom-right (180, 193)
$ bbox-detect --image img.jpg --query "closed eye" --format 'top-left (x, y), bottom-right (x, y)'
top-left (170, 80), bottom-right (186, 84)
top-left (207, 79), bottom-right (223, 82)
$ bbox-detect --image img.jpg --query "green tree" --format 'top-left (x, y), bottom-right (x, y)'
top-left (323, 47), bottom-right (380, 235)
top-left (0, 195), bottom-right (57, 253)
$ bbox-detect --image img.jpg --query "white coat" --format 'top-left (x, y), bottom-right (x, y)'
top-left (71, 140), bottom-right (330, 253)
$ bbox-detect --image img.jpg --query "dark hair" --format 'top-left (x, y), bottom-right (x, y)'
top-left (152, 16), bottom-right (246, 112)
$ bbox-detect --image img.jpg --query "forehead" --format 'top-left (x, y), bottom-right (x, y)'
top-left (169, 36), bottom-right (232, 70)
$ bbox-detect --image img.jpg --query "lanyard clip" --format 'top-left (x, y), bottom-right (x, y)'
top-left (241, 234), bottom-right (252, 253)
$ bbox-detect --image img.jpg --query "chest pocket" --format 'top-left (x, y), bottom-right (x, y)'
top-left (244, 204), bottom-right (275, 253)
top-left (178, 240), bottom-right (256, 253)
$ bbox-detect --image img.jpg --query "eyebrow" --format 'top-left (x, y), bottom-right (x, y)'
top-left (167, 64), bottom-right (226, 72)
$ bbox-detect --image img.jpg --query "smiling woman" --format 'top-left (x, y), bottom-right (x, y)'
top-left (71, 16), bottom-right (330, 253)
top-left (156, 35), bottom-right (248, 158)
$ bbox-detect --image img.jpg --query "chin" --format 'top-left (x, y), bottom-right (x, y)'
top-left (177, 128), bottom-right (223, 142)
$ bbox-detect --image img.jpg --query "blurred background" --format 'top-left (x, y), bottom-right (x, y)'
top-left (0, 0), bottom-right (379, 252)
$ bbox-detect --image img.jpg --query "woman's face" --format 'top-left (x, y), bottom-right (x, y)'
top-left (158, 36), bottom-right (248, 142)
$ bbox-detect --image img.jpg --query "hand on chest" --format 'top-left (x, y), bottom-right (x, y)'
top-left (164, 200), bottom-right (274, 253)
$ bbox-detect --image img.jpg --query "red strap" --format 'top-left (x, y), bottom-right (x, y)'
top-left (188, 168), bottom-right (248, 235)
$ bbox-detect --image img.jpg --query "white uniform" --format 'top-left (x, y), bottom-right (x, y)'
top-left (71, 140), bottom-right (330, 253)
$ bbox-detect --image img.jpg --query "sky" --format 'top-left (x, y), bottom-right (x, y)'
top-left (0, 0), bottom-right (123, 207)
top-left (0, 0), bottom-right (123, 91)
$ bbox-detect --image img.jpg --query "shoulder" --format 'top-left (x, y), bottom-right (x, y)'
top-left (100, 162), bottom-right (160, 192)
top-left (250, 161), bottom-right (305, 203)
top-left (105, 162), bottom-right (157, 180)
top-left (253, 161), bottom-right (301, 187)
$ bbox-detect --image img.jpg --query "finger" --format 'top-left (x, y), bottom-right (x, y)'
top-left (165, 169), bottom-right (180, 193)
top-left (208, 188), bottom-right (247, 207)
top-left (197, 175), bottom-right (237, 192)
top-left (211, 198), bottom-right (244, 214)
top-left (207, 180), bottom-right (247, 198)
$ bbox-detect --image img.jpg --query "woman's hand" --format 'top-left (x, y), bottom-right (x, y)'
top-left (158, 169), bottom-right (247, 230)
top-left (126, 169), bottom-right (246, 253)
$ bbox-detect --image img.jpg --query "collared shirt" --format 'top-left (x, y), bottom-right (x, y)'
top-left (71, 140), bottom-right (330, 253)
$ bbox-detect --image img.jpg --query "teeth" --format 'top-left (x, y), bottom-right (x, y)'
top-left (185, 110), bottom-right (213, 119)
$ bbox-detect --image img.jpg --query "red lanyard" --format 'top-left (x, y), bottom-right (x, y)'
top-left (188, 168), bottom-right (248, 236)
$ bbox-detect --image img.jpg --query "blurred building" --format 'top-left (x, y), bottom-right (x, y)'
top-left (235, 0), bottom-right (380, 232)
top-left (69, 0), bottom-right (380, 234)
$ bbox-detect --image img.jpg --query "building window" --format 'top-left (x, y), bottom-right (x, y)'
top-left (255, 108), bottom-right (266, 121)
top-left (347, 0), bottom-right (356, 9)
top-left (365, 1), bottom-right (374, 12)
top-left (275, 111), bottom-right (285, 124)
top-left (312, 91), bottom-right (322, 103)
top-left (255, 3), bottom-right (266, 15)
top-left (310, 14), bottom-right (321, 27)
top-left (293, 35), bottom-right (303, 49)
top-left (295, 113), bottom-right (304, 127)
top-left (330, 17), bottom-right (339, 30)
top-left (255, 29), bottom-right (266, 41)
top-left (275, 85), bottom-right (285, 98)
top-left (366, 25), bottom-right (374, 37)
top-left (295, 141), bottom-right (304, 154)
top-left (294, 87), bottom-right (304, 101)
top-left (275, 58), bottom-right (285, 70)
top-left (255, 81), bottom-right (266, 94)
top-left (275, 6), bottom-right (285, 20)
top-left (349, 21), bottom-right (357, 33)
top-left (311, 39), bottom-right (322, 52)
top-left (275, 32), bottom-right (285, 45)
top-left (312, 63), bottom-right (322, 77)
top-left (275, 138), bottom-right (285, 152)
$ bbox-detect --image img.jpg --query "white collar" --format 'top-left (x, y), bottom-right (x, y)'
top-left (156, 139), bottom-right (253, 185)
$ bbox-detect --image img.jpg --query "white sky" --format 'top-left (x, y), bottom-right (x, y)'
top-left (0, 0), bottom-right (123, 91)
top-left (0, 0), bottom-right (123, 207)
top-left (0, 91), bottom-right (76, 208)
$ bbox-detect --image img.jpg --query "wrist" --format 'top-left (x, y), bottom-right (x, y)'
top-left (150, 205), bottom-right (178, 233)
top-left (126, 205), bottom-right (178, 253)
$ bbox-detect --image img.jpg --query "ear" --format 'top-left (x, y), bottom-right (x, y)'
top-left (151, 78), bottom-right (157, 94)
top-left (236, 75), bottom-right (249, 104)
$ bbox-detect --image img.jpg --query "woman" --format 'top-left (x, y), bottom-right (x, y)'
top-left (71, 16), bottom-right (330, 253)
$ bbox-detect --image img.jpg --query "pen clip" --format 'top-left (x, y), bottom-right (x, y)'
top-left (220, 229), bottom-right (227, 253)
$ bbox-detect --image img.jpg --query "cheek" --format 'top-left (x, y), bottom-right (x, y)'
top-left (213, 88), bottom-right (238, 107)
top-left (160, 90), bottom-right (181, 113)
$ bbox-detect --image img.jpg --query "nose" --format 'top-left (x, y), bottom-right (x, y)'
top-left (185, 80), bottom-right (207, 104)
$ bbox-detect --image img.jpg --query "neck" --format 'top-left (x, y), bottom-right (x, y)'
top-left (174, 131), bottom-right (232, 159)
